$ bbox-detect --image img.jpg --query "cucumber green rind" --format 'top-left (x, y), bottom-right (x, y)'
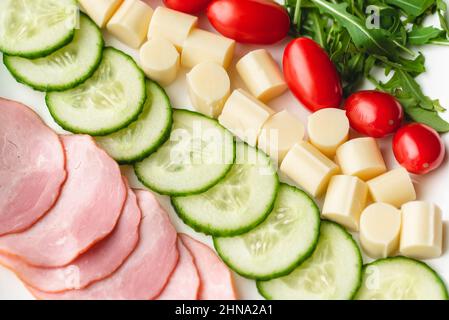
top-left (3, 14), bottom-right (104, 92)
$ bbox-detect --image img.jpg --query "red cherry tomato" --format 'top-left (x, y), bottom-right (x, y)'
top-left (393, 123), bottom-right (445, 175)
top-left (207, 0), bottom-right (290, 44)
top-left (163, 0), bottom-right (211, 13)
top-left (283, 37), bottom-right (343, 112)
top-left (345, 90), bottom-right (404, 138)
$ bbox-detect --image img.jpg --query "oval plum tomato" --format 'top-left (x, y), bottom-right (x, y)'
top-left (207, 0), bottom-right (290, 44)
top-left (393, 123), bottom-right (445, 175)
top-left (345, 90), bottom-right (404, 138)
top-left (283, 37), bottom-right (343, 112)
top-left (163, 0), bottom-right (211, 13)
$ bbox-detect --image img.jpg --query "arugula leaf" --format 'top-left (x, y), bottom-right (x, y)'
top-left (384, 0), bottom-right (435, 17)
top-left (408, 26), bottom-right (444, 45)
top-left (405, 108), bottom-right (449, 132)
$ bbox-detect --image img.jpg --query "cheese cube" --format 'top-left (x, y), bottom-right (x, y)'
top-left (181, 29), bottom-right (236, 69)
top-left (308, 108), bottom-right (349, 157)
top-left (218, 89), bottom-right (274, 146)
top-left (336, 137), bottom-right (386, 181)
top-left (367, 168), bottom-right (416, 208)
top-left (258, 110), bottom-right (305, 164)
top-left (400, 201), bottom-right (443, 259)
top-left (236, 49), bottom-right (287, 102)
top-left (147, 7), bottom-right (197, 51)
top-left (322, 175), bottom-right (368, 231)
top-left (280, 142), bottom-right (340, 197)
top-left (78, 0), bottom-right (123, 28)
top-left (106, 0), bottom-right (153, 48)
top-left (360, 203), bottom-right (402, 258)
top-left (187, 62), bottom-right (230, 118)
top-left (140, 38), bottom-right (180, 86)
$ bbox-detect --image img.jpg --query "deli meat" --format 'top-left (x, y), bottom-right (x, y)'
top-left (0, 98), bottom-right (66, 236)
top-left (180, 234), bottom-right (237, 300)
top-left (29, 189), bottom-right (179, 300)
top-left (0, 135), bottom-right (126, 267)
top-left (157, 238), bottom-right (200, 300)
top-left (0, 187), bottom-right (141, 292)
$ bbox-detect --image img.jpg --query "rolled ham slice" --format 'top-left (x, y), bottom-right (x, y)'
top-left (0, 98), bottom-right (66, 236)
top-left (29, 189), bottom-right (179, 300)
top-left (157, 238), bottom-right (200, 300)
top-left (0, 135), bottom-right (126, 267)
top-left (180, 234), bottom-right (237, 300)
top-left (0, 187), bottom-right (141, 292)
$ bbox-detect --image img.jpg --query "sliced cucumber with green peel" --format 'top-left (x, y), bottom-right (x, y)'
top-left (172, 143), bottom-right (279, 237)
top-left (213, 184), bottom-right (319, 279)
top-left (257, 221), bottom-right (362, 300)
top-left (0, 0), bottom-right (78, 58)
top-left (46, 47), bottom-right (146, 136)
top-left (96, 80), bottom-right (172, 164)
top-left (3, 14), bottom-right (103, 92)
top-left (355, 257), bottom-right (448, 300)
top-left (135, 109), bottom-right (235, 196)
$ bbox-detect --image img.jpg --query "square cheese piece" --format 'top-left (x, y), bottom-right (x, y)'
top-left (257, 110), bottom-right (305, 165)
top-left (322, 175), bottom-right (368, 231)
top-left (280, 142), bottom-right (340, 197)
top-left (367, 167), bottom-right (416, 208)
top-left (218, 89), bottom-right (274, 147)
top-left (336, 137), bottom-right (387, 181)
top-left (79, 0), bottom-right (123, 28)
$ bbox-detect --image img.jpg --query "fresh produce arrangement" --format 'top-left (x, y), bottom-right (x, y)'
top-left (0, 0), bottom-right (448, 301)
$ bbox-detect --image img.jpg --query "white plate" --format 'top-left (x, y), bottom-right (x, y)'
top-left (1, 0), bottom-right (449, 300)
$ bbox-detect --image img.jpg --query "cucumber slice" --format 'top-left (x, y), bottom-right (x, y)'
top-left (257, 221), bottom-right (363, 300)
top-left (355, 257), bottom-right (448, 300)
top-left (96, 80), bottom-right (172, 164)
top-left (172, 143), bottom-right (279, 237)
top-left (3, 14), bottom-right (103, 92)
top-left (0, 0), bottom-right (78, 58)
top-left (135, 109), bottom-right (235, 196)
top-left (213, 184), bottom-right (319, 279)
top-left (46, 47), bottom-right (146, 136)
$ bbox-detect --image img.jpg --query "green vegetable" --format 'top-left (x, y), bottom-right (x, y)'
top-left (284, 0), bottom-right (449, 132)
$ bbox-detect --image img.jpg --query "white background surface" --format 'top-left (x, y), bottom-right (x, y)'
top-left (1, 0), bottom-right (449, 300)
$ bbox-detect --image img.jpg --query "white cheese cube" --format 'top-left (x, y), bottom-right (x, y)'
top-left (360, 203), bottom-right (402, 258)
top-left (147, 7), bottom-right (197, 51)
top-left (236, 49), bottom-right (287, 102)
top-left (280, 142), bottom-right (340, 197)
top-left (140, 38), bottom-right (180, 86)
top-left (336, 137), bottom-right (386, 181)
top-left (218, 89), bottom-right (274, 146)
top-left (187, 62), bottom-right (230, 118)
top-left (258, 110), bottom-right (305, 165)
top-left (181, 29), bottom-right (236, 69)
top-left (106, 0), bottom-right (153, 48)
top-left (78, 0), bottom-right (123, 28)
top-left (367, 168), bottom-right (416, 208)
top-left (400, 201), bottom-right (443, 259)
top-left (308, 108), bottom-right (349, 157)
top-left (322, 175), bottom-right (368, 231)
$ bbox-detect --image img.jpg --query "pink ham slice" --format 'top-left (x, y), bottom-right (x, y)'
top-left (157, 238), bottom-right (200, 300)
top-left (0, 135), bottom-right (126, 267)
top-left (0, 187), bottom-right (141, 292)
top-left (0, 98), bottom-right (66, 236)
top-left (28, 189), bottom-right (179, 300)
top-left (180, 234), bottom-right (237, 300)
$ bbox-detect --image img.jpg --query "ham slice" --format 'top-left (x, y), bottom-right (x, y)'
top-left (29, 189), bottom-right (179, 300)
top-left (0, 135), bottom-right (126, 267)
top-left (180, 234), bottom-right (237, 300)
top-left (157, 238), bottom-right (200, 300)
top-left (0, 98), bottom-right (66, 236)
top-left (0, 187), bottom-right (141, 292)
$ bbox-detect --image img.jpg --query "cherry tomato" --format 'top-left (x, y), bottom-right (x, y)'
top-left (283, 37), bottom-right (343, 112)
top-left (163, 0), bottom-right (211, 13)
top-left (393, 123), bottom-right (445, 175)
top-left (207, 0), bottom-right (290, 44)
top-left (345, 90), bottom-right (404, 138)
